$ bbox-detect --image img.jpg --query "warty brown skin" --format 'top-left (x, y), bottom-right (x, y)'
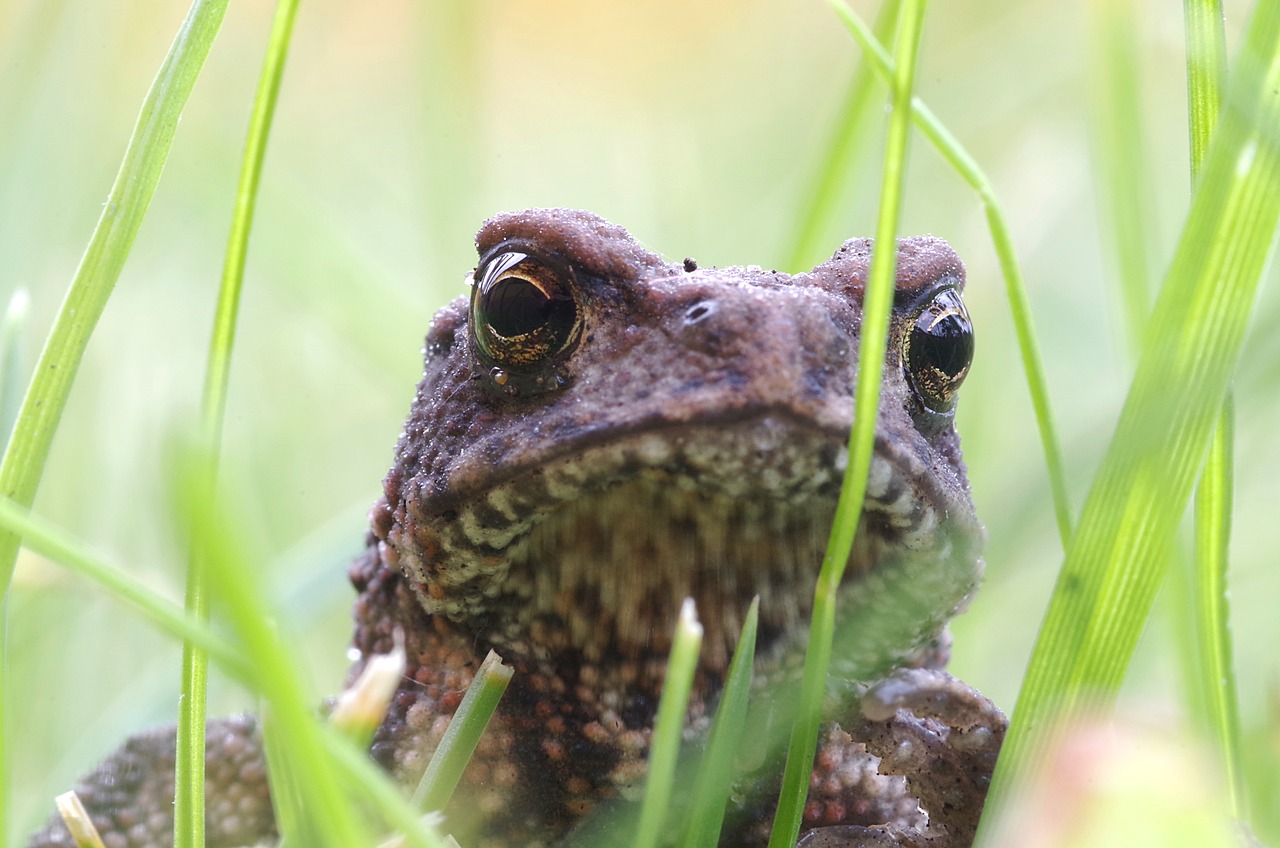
top-left (30, 208), bottom-right (1005, 848)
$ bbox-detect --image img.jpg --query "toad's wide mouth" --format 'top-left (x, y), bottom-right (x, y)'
top-left (393, 412), bottom-right (981, 674)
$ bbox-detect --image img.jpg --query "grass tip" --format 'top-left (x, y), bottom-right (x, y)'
top-left (55, 791), bottom-right (107, 848)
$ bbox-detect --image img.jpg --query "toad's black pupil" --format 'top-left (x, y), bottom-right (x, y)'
top-left (483, 277), bottom-right (563, 338)
top-left (912, 312), bottom-right (973, 380)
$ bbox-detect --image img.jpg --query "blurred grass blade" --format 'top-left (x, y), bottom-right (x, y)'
top-left (1184, 0), bottom-right (1245, 822)
top-left (0, 495), bottom-right (247, 679)
top-left (177, 450), bottom-right (371, 848)
top-left (1185, 0), bottom-right (1229, 175)
top-left (176, 0), bottom-right (300, 843)
top-left (632, 599), bottom-right (703, 848)
top-left (411, 650), bottom-right (513, 813)
top-left (0, 291), bottom-right (29, 451)
top-left (1090, 0), bottom-right (1156, 343)
top-left (679, 598), bottom-right (758, 848)
top-left (53, 792), bottom-right (106, 848)
top-left (769, 2), bottom-right (928, 845)
top-left (317, 732), bottom-right (450, 848)
top-left (0, 3), bottom-right (230, 836)
top-left (1193, 400), bottom-right (1245, 816)
top-left (981, 1), bottom-right (1280, 831)
top-left (330, 639), bottom-right (408, 749)
top-left (783, 0), bottom-right (901, 272)
top-left (0, 0), bottom-right (229, 595)
top-left (829, 0), bottom-right (1073, 545)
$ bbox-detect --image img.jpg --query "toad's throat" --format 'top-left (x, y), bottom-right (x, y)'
top-left (401, 417), bottom-right (968, 673)
top-left (459, 475), bottom-right (948, 675)
top-left (491, 475), bottom-right (854, 672)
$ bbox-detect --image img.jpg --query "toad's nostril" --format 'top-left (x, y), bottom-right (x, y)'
top-left (684, 301), bottom-right (716, 324)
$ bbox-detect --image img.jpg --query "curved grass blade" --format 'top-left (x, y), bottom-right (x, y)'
top-left (768, 2), bottom-right (929, 844)
top-left (176, 449), bottom-right (372, 848)
top-left (1183, 0), bottom-right (1246, 823)
top-left (979, 2), bottom-right (1280, 832)
top-left (783, 0), bottom-right (902, 272)
top-left (0, 495), bottom-right (247, 680)
top-left (0, 0), bottom-right (229, 602)
top-left (828, 0), bottom-right (1073, 545)
top-left (0, 3), bottom-right (231, 835)
top-left (1090, 0), bottom-right (1156, 344)
top-left (175, 0), bottom-right (301, 843)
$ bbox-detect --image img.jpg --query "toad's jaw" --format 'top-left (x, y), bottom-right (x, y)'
top-left (391, 412), bottom-right (980, 675)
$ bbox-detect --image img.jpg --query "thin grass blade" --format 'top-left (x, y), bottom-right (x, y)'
top-left (783, 0), bottom-right (902, 272)
top-left (0, 496), bottom-right (247, 679)
top-left (1090, 0), bottom-right (1156, 344)
top-left (632, 599), bottom-right (703, 848)
top-left (0, 291), bottom-right (29, 451)
top-left (0, 5), bottom-right (231, 834)
top-left (678, 597), bottom-right (758, 848)
top-left (175, 0), bottom-right (301, 842)
top-left (768, 2), bottom-right (928, 844)
top-left (1183, 0), bottom-right (1246, 823)
top-left (980, 2), bottom-right (1280, 832)
top-left (176, 451), bottom-right (372, 847)
top-left (828, 0), bottom-right (1074, 545)
top-left (1193, 400), bottom-right (1245, 817)
top-left (411, 650), bottom-right (513, 814)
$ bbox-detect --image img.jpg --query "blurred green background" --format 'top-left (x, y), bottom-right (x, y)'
top-left (3, 0), bottom-right (1276, 840)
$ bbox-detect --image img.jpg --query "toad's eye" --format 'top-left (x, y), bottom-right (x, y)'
top-left (904, 288), bottom-right (973, 413)
top-left (470, 251), bottom-right (583, 382)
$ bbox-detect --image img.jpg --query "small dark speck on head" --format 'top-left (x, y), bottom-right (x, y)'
top-left (683, 258), bottom-right (698, 272)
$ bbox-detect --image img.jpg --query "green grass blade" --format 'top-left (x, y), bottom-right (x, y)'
top-left (0, 291), bottom-right (29, 450)
top-left (1185, 0), bottom-right (1229, 176)
top-left (632, 599), bottom-right (703, 848)
top-left (828, 0), bottom-right (1074, 545)
top-left (175, 1), bottom-right (301, 843)
top-left (411, 650), bottom-right (513, 813)
top-left (678, 598), bottom-right (758, 848)
top-left (0, 0), bottom-right (229, 596)
top-left (1090, 0), bottom-right (1156, 344)
top-left (202, 0), bottom-right (300, 443)
top-left (0, 3), bottom-right (230, 836)
top-left (1193, 399), bottom-right (1245, 817)
top-left (0, 495), bottom-right (248, 680)
top-left (980, 2), bottom-right (1280, 831)
top-left (767, 2), bottom-right (928, 844)
top-left (783, 0), bottom-right (901, 272)
top-left (317, 731), bottom-right (450, 848)
top-left (177, 452), bottom-right (372, 848)
top-left (1184, 0), bottom-right (1246, 824)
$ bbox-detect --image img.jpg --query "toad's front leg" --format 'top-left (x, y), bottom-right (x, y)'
top-left (798, 669), bottom-right (1006, 848)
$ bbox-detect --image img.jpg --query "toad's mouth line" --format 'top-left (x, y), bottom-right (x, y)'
top-left (397, 412), bottom-right (980, 670)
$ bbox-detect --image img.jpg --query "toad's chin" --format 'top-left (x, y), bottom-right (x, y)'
top-left (391, 414), bottom-right (978, 673)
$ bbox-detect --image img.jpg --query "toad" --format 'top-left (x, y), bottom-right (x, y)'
top-left (30, 208), bottom-right (1005, 848)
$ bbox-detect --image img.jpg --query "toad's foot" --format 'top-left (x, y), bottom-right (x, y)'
top-left (27, 716), bottom-right (273, 848)
top-left (798, 668), bottom-right (1006, 848)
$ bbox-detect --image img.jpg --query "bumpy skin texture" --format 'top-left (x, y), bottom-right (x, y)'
top-left (31, 209), bottom-right (1005, 848)
top-left (29, 717), bottom-right (272, 848)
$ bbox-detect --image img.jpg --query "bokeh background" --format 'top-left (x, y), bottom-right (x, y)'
top-left (3, 0), bottom-right (1277, 840)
